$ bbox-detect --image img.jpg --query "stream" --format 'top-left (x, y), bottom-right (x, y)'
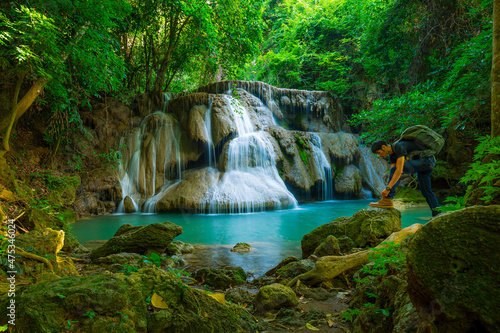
top-left (73, 200), bottom-right (429, 275)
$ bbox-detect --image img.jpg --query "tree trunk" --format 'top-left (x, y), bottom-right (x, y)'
top-left (0, 77), bottom-right (48, 134)
top-left (492, 0), bottom-right (500, 138)
top-left (2, 73), bottom-right (26, 151)
top-left (287, 223), bottom-right (423, 287)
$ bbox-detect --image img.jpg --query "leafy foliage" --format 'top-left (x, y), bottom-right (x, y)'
top-left (0, 0), bottom-right (131, 149)
top-left (439, 196), bottom-right (467, 212)
top-left (344, 242), bottom-right (405, 323)
top-left (123, 0), bottom-right (264, 96)
top-left (462, 136), bottom-right (500, 205)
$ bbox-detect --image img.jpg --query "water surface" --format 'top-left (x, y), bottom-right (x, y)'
top-left (73, 200), bottom-right (429, 274)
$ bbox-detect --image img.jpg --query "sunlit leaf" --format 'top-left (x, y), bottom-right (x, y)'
top-left (208, 293), bottom-right (225, 304)
top-left (306, 323), bottom-right (319, 330)
top-left (151, 293), bottom-right (169, 309)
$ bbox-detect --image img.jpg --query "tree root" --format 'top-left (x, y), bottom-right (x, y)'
top-left (17, 248), bottom-right (54, 271)
top-left (287, 224), bottom-right (423, 287)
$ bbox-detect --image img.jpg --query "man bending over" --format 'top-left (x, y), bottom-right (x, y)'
top-left (370, 139), bottom-right (441, 217)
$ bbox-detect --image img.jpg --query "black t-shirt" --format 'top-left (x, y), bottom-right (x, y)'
top-left (389, 140), bottom-right (426, 164)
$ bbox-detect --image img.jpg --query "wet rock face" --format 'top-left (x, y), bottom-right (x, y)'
top-left (406, 205), bottom-right (500, 332)
top-left (334, 164), bottom-right (363, 197)
top-left (301, 208), bottom-right (402, 258)
top-left (90, 222), bottom-right (183, 260)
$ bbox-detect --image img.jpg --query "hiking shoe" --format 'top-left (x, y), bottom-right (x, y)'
top-left (369, 197), bottom-right (394, 209)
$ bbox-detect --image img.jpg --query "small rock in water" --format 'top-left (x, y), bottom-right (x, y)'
top-left (123, 196), bottom-right (136, 213)
top-left (230, 242), bottom-right (252, 253)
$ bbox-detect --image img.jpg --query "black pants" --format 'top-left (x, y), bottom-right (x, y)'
top-left (387, 157), bottom-right (441, 216)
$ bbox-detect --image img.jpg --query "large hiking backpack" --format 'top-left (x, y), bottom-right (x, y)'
top-left (394, 125), bottom-right (445, 159)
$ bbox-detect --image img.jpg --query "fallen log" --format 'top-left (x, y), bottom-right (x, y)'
top-left (287, 223), bottom-right (423, 287)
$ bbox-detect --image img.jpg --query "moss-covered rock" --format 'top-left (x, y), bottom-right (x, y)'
top-left (253, 283), bottom-right (298, 313)
top-left (230, 242), bottom-right (252, 253)
top-left (225, 286), bottom-right (254, 305)
top-left (0, 267), bottom-right (257, 332)
top-left (407, 205), bottom-right (500, 332)
top-left (167, 240), bottom-right (195, 255)
top-left (90, 222), bottom-right (183, 260)
top-left (123, 196), bottom-right (136, 213)
top-left (16, 228), bottom-right (65, 255)
top-left (265, 256), bottom-right (299, 276)
top-left (296, 285), bottom-right (334, 301)
top-left (337, 235), bottom-right (355, 253)
top-left (193, 266), bottom-right (247, 290)
top-left (276, 259), bottom-right (315, 283)
top-left (301, 208), bottom-right (402, 258)
top-left (313, 235), bottom-right (341, 257)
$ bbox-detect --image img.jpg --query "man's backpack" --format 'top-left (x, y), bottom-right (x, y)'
top-left (394, 125), bottom-right (445, 159)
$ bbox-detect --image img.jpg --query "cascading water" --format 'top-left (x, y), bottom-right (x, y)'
top-left (117, 112), bottom-right (182, 213)
top-left (204, 97), bottom-right (216, 167)
top-left (201, 95), bottom-right (297, 213)
top-left (310, 134), bottom-right (334, 200)
top-left (112, 80), bottom-right (387, 214)
top-left (358, 146), bottom-right (386, 196)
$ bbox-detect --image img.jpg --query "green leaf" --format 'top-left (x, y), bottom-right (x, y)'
top-left (306, 323), bottom-right (320, 330)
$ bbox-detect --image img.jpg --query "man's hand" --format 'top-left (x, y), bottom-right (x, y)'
top-left (381, 189), bottom-right (390, 197)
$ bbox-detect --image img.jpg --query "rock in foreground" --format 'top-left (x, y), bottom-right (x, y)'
top-left (407, 205), bottom-right (500, 332)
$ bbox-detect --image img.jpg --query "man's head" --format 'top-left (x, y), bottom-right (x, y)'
top-left (371, 140), bottom-right (392, 158)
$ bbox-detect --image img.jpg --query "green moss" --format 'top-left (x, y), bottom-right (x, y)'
top-left (298, 150), bottom-right (309, 165)
top-left (5, 268), bottom-right (257, 333)
top-left (193, 266), bottom-right (247, 290)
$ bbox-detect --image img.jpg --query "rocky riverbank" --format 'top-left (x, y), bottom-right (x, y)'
top-left (2, 205), bottom-right (498, 332)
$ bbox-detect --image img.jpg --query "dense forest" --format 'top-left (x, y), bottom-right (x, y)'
top-left (1, 0), bottom-right (499, 332)
top-left (1, 0), bottom-right (499, 206)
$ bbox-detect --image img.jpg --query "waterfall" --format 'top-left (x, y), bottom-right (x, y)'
top-left (310, 134), bottom-right (334, 200)
top-left (202, 95), bottom-right (297, 214)
top-left (112, 80), bottom-right (365, 214)
top-left (117, 112), bottom-right (182, 213)
top-left (204, 97), bottom-right (216, 167)
top-left (358, 146), bottom-right (386, 196)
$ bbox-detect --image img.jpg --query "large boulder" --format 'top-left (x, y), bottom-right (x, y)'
top-left (301, 208), bottom-right (402, 258)
top-left (90, 222), bottom-right (183, 260)
top-left (407, 205), bottom-right (500, 332)
top-left (156, 168), bottom-right (219, 212)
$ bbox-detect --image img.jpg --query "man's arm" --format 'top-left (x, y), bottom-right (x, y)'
top-left (382, 157), bottom-right (405, 197)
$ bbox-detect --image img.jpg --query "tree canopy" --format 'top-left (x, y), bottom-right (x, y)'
top-left (239, 0), bottom-right (493, 142)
